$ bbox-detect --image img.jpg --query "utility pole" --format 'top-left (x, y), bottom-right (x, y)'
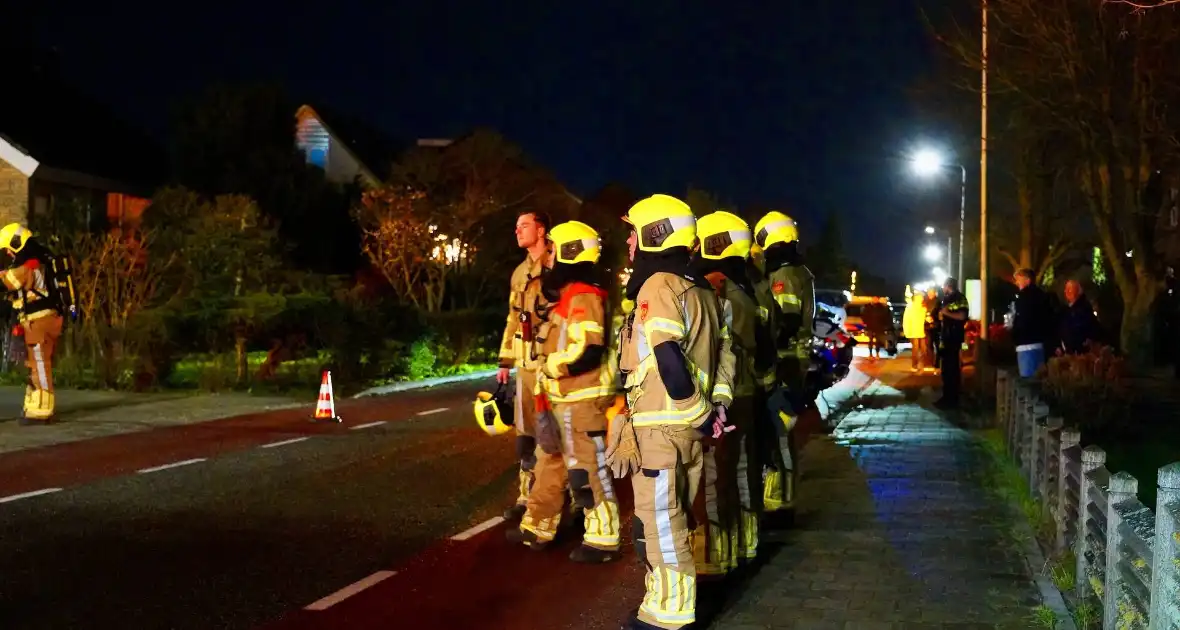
top-left (980, 0), bottom-right (990, 343)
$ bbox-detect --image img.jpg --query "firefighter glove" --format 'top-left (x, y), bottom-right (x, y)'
top-left (700, 404), bottom-right (736, 441)
top-left (605, 413), bottom-right (641, 478)
top-left (535, 410), bottom-right (562, 456)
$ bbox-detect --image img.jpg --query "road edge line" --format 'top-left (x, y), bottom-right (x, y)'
top-left (259, 437), bottom-right (311, 449)
top-left (452, 516), bottom-right (505, 541)
top-left (0, 487), bottom-right (63, 503)
top-left (304, 570), bottom-right (397, 611)
top-left (137, 458), bottom-right (206, 474)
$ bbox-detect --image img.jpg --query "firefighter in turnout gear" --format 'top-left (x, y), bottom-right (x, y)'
top-left (0, 223), bottom-right (67, 425)
top-left (607, 194), bottom-right (733, 630)
top-left (507, 221), bottom-right (623, 563)
top-left (753, 211), bottom-right (815, 521)
top-left (497, 212), bottom-right (556, 522)
top-left (694, 211), bottom-right (774, 567)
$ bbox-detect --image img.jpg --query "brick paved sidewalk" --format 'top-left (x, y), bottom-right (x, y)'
top-left (711, 376), bottom-right (1045, 629)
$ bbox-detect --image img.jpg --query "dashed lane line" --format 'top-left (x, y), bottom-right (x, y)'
top-left (259, 437), bottom-right (311, 449)
top-left (305, 570), bottom-right (397, 611)
top-left (137, 458), bottom-right (206, 474)
top-left (0, 487), bottom-right (63, 504)
top-left (451, 516), bottom-right (504, 541)
top-left (349, 421), bottom-right (386, 430)
top-left (416, 407), bottom-right (449, 416)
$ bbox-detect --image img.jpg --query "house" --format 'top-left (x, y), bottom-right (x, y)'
top-left (0, 50), bottom-right (166, 236)
top-left (295, 105), bottom-right (403, 188)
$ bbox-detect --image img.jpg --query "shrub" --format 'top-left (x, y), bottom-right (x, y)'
top-left (1039, 343), bottom-right (1128, 433)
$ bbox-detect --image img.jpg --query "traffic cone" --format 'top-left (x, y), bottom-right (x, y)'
top-left (312, 370), bottom-right (341, 422)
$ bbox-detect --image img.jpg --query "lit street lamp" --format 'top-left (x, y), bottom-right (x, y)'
top-left (924, 225), bottom-right (935, 235)
top-left (911, 149), bottom-right (967, 283)
top-left (923, 243), bottom-right (942, 262)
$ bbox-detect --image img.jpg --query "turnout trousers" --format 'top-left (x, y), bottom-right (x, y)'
top-left (632, 425), bottom-right (703, 629)
top-left (520, 397), bottom-right (619, 549)
top-left (22, 315), bottom-right (62, 422)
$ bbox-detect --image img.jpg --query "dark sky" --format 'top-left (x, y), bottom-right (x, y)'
top-left (26, 0), bottom-right (963, 290)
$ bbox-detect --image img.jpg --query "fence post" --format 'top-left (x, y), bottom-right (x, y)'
top-left (1008, 380), bottom-right (1021, 458)
top-left (1057, 428), bottom-right (1081, 552)
top-left (1038, 416), bottom-right (1063, 508)
top-left (1102, 472), bottom-right (1137, 630)
top-left (1028, 401), bottom-right (1050, 495)
top-left (996, 369), bottom-right (1010, 432)
top-left (1149, 462), bottom-right (1180, 630)
top-left (1076, 445), bottom-right (1106, 602)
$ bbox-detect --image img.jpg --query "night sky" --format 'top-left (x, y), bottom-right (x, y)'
top-left (25, 0), bottom-right (961, 289)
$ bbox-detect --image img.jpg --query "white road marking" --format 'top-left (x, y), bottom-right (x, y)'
top-left (259, 437), bottom-right (310, 449)
top-left (305, 570), bottom-right (397, 611)
top-left (451, 516), bottom-right (505, 541)
top-left (137, 458), bottom-right (206, 474)
top-left (416, 407), bottom-right (448, 416)
top-left (0, 487), bottom-right (63, 504)
top-left (349, 421), bottom-right (386, 430)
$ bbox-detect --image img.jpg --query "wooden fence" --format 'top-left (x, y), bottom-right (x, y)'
top-left (996, 369), bottom-right (1180, 630)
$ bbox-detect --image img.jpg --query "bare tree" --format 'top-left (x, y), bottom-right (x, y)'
top-left (938, 0), bottom-right (1180, 364)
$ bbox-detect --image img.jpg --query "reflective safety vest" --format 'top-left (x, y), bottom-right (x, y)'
top-left (537, 282), bottom-right (617, 404)
top-left (618, 272), bottom-right (721, 428)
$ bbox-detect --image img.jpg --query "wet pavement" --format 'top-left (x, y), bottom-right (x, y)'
top-left (711, 362), bottom-right (1044, 629)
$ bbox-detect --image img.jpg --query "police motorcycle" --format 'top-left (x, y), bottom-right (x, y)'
top-left (805, 306), bottom-right (856, 401)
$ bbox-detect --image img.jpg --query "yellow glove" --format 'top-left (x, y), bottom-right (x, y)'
top-left (604, 412), bottom-right (641, 478)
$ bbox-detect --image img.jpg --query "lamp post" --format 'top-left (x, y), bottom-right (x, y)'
top-left (912, 151), bottom-right (967, 283)
top-left (923, 226), bottom-right (954, 278)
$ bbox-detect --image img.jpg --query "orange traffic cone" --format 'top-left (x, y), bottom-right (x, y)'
top-left (312, 370), bottom-right (341, 422)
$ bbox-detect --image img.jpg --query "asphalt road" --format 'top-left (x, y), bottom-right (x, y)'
top-left (0, 369), bottom-right (847, 630)
top-left (0, 380), bottom-right (549, 630)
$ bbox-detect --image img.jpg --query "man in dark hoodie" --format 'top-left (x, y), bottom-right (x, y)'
top-left (1059, 279), bottom-right (1099, 355)
top-left (1011, 268), bottom-right (1054, 376)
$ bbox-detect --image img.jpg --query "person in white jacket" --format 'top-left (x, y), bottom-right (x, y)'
top-left (902, 293), bottom-right (929, 373)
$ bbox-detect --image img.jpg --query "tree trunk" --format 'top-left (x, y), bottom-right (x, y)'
top-left (1120, 281), bottom-right (1157, 371)
top-left (235, 331), bottom-right (248, 387)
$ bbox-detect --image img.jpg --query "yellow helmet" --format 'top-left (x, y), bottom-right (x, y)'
top-left (549, 220), bottom-right (601, 265)
top-left (625, 194), bottom-right (697, 253)
top-left (697, 211), bottom-right (752, 260)
top-left (473, 385), bottom-right (514, 436)
top-left (0, 223), bottom-right (32, 254)
top-left (754, 211), bottom-right (799, 249)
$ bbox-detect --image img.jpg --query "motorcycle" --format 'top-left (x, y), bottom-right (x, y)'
top-left (806, 310), bottom-right (856, 401)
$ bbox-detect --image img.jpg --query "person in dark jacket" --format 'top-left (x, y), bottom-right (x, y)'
top-left (1059, 279), bottom-right (1099, 355)
top-left (1011, 269), bottom-right (1054, 376)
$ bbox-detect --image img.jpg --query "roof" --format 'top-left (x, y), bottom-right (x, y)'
top-left (298, 104), bottom-right (407, 182)
top-left (0, 58), bottom-right (168, 191)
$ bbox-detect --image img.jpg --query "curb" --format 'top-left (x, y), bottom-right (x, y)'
top-left (815, 365), bottom-right (875, 425)
top-left (352, 368), bottom-right (513, 399)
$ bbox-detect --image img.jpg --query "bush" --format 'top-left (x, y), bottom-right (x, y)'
top-left (1039, 343), bottom-right (1129, 433)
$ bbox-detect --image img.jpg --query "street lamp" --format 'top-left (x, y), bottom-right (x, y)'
top-left (923, 243), bottom-right (942, 262)
top-left (924, 225), bottom-right (935, 235)
top-left (911, 149), bottom-right (967, 284)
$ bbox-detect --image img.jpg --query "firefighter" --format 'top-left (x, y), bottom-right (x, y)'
top-left (0, 223), bottom-right (66, 425)
top-left (753, 211), bottom-right (815, 524)
top-left (606, 194), bottom-right (732, 630)
top-left (507, 220), bottom-right (623, 563)
top-left (695, 211), bottom-right (774, 566)
top-left (497, 211), bottom-right (557, 522)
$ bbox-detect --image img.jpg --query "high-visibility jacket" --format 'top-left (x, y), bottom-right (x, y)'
top-left (752, 276), bottom-right (779, 390)
top-left (619, 272), bottom-right (722, 429)
top-left (3, 258), bottom-right (58, 324)
top-left (766, 263), bottom-right (815, 358)
top-left (538, 282), bottom-right (617, 404)
top-left (498, 251), bottom-right (550, 371)
top-left (706, 273), bottom-right (762, 402)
